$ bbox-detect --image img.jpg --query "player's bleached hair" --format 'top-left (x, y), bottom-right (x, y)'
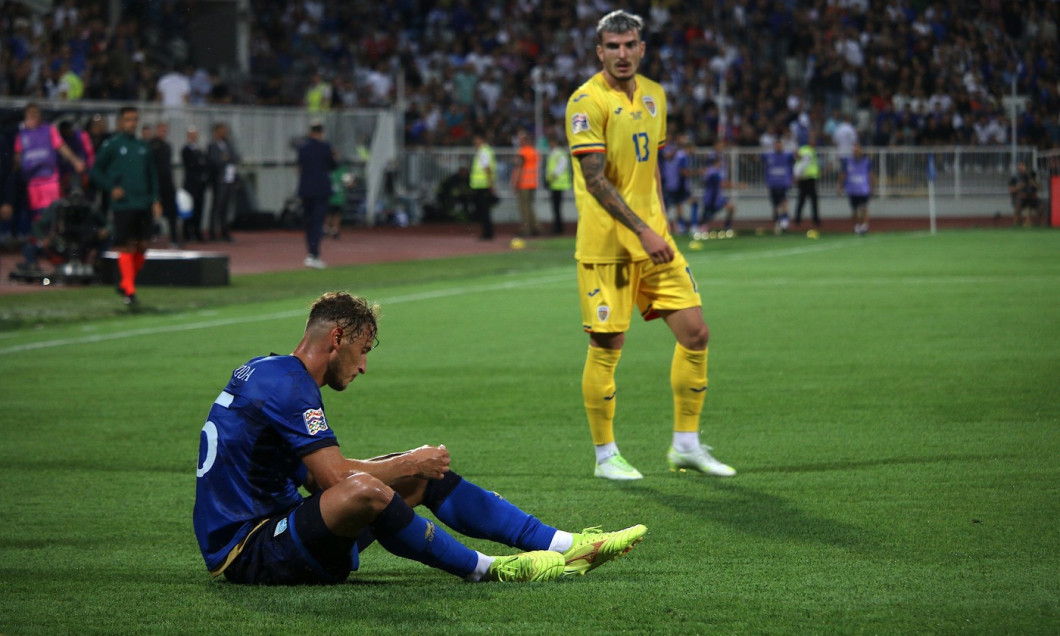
top-left (595, 10), bottom-right (644, 45)
top-left (307, 291), bottom-right (380, 343)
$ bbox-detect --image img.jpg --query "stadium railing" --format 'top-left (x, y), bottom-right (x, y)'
top-left (407, 145), bottom-right (1040, 224)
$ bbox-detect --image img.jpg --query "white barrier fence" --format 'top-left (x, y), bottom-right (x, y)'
top-left (406, 146), bottom-right (1041, 224)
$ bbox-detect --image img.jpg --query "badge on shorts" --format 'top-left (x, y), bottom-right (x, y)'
top-left (274, 518), bottom-right (288, 537)
top-left (303, 408), bottom-right (328, 435)
top-left (571, 112), bottom-right (590, 134)
top-left (597, 305), bottom-right (610, 322)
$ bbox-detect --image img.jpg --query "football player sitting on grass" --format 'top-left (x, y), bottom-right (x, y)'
top-left (194, 291), bottom-right (647, 584)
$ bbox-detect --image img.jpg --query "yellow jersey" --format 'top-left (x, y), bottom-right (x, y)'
top-left (566, 72), bottom-right (669, 263)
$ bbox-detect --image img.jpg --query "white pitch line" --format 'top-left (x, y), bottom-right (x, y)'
top-left (0, 273), bottom-right (573, 356)
top-left (0, 237), bottom-right (924, 356)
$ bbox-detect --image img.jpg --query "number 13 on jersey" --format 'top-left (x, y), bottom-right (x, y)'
top-left (632, 132), bottom-right (650, 162)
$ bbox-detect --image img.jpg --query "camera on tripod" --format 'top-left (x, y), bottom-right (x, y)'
top-left (8, 187), bottom-right (109, 285)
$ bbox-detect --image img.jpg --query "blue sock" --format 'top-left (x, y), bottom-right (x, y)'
top-left (428, 475), bottom-right (557, 551)
top-left (371, 493), bottom-right (479, 578)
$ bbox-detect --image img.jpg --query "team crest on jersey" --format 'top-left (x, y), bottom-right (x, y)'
top-left (303, 408), bottom-right (328, 435)
top-left (571, 112), bottom-right (590, 134)
top-left (597, 305), bottom-right (610, 322)
top-left (642, 96), bottom-right (657, 117)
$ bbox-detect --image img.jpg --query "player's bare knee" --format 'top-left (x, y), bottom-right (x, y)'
top-left (684, 323), bottom-right (709, 350)
top-left (335, 472), bottom-right (393, 516)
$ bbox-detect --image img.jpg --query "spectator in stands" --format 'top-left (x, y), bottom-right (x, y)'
top-left (832, 113), bottom-right (858, 161)
top-left (304, 71), bottom-right (332, 112)
top-left (156, 64), bottom-right (191, 109)
top-left (189, 67), bottom-right (212, 105)
top-left (56, 62), bottom-right (84, 100)
top-left (3, 0), bottom-right (1056, 158)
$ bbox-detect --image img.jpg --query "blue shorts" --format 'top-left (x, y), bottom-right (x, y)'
top-left (665, 187), bottom-right (691, 209)
top-left (222, 492), bottom-right (375, 585)
top-left (769, 187), bottom-right (788, 207)
top-left (664, 187), bottom-right (690, 208)
top-left (700, 197), bottom-right (729, 221)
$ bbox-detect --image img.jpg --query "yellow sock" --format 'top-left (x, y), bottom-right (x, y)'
top-left (583, 346), bottom-right (622, 445)
top-left (671, 343), bottom-right (707, 433)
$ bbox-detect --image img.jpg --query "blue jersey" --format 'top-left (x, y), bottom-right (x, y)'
top-left (764, 151), bottom-right (793, 188)
top-left (842, 156), bottom-right (872, 196)
top-left (662, 148), bottom-right (689, 193)
top-left (701, 163), bottom-right (728, 212)
top-left (193, 355), bottom-right (338, 572)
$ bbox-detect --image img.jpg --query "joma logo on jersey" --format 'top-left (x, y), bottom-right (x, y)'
top-left (302, 408), bottom-right (329, 435)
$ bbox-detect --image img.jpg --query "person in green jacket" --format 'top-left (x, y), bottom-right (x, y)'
top-left (89, 106), bottom-right (161, 305)
top-left (325, 164), bottom-right (353, 239)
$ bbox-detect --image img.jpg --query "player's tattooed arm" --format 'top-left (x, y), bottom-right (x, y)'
top-left (577, 152), bottom-right (674, 264)
top-left (578, 152), bottom-right (650, 236)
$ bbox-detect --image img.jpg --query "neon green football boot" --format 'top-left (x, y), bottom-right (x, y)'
top-left (594, 454), bottom-right (643, 480)
top-left (562, 524), bottom-right (648, 576)
top-left (486, 550), bottom-right (565, 582)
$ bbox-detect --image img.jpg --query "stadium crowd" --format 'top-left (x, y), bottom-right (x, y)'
top-left (1, 0), bottom-right (1058, 151)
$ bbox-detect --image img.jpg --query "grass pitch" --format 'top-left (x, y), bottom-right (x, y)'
top-left (1, 229), bottom-right (1058, 635)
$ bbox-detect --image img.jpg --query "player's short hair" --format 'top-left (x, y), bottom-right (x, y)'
top-left (307, 292), bottom-right (380, 344)
top-left (595, 10), bottom-right (644, 45)
top-left (119, 105), bottom-right (138, 117)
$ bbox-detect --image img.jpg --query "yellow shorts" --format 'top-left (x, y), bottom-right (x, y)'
top-left (577, 252), bottom-right (702, 333)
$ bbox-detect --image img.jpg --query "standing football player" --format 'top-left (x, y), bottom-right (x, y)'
top-left (565, 10), bottom-right (735, 480)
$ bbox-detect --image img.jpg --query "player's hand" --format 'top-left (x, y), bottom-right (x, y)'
top-left (152, 201), bottom-right (163, 218)
top-left (408, 444), bottom-right (451, 480)
top-left (73, 159), bottom-right (85, 174)
top-left (639, 227), bottom-right (674, 264)
top-left (112, 186), bottom-right (125, 200)
top-left (0, 203), bottom-right (11, 221)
